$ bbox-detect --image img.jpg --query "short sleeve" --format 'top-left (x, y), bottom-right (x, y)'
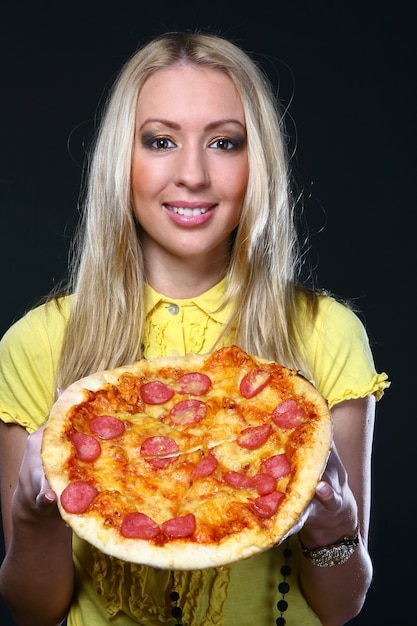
top-left (302, 296), bottom-right (390, 408)
top-left (0, 299), bottom-right (70, 432)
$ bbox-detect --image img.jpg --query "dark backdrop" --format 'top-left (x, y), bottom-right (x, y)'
top-left (1, 1), bottom-right (415, 624)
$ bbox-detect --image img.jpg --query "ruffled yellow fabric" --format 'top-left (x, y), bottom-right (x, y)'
top-left (87, 544), bottom-right (230, 624)
top-left (328, 371), bottom-right (390, 407)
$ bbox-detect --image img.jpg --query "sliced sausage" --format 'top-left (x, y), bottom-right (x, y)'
top-left (140, 435), bottom-right (179, 458)
top-left (170, 399), bottom-right (206, 425)
top-left (60, 481), bottom-right (98, 514)
top-left (121, 512), bottom-right (160, 539)
top-left (140, 381), bottom-right (175, 405)
top-left (272, 399), bottom-right (306, 429)
top-left (247, 472), bottom-right (277, 495)
top-left (89, 415), bottom-right (125, 439)
top-left (252, 490), bottom-right (284, 518)
top-left (223, 471), bottom-right (250, 489)
top-left (161, 513), bottom-right (196, 538)
top-left (178, 372), bottom-right (211, 395)
top-left (239, 369), bottom-right (272, 398)
top-left (261, 454), bottom-right (291, 479)
top-left (236, 424), bottom-right (272, 449)
top-left (191, 453), bottom-right (217, 480)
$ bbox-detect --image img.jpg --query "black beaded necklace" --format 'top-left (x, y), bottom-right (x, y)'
top-left (276, 538), bottom-right (292, 625)
top-left (168, 540), bottom-right (292, 625)
top-left (170, 571), bottom-right (184, 625)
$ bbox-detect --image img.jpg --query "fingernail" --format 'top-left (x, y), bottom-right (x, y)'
top-left (316, 481), bottom-right (332, 497)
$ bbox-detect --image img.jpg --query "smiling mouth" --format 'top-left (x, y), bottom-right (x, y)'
top-left (165, 205), bottom-right (210, 217)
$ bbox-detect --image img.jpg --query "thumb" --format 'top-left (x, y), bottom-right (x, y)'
top-left (315, 481), bottom-right (334, 501)
top-left (35, 489), bottom-right (57, 506)
top-left (35, 474), bottom-right (58, 507)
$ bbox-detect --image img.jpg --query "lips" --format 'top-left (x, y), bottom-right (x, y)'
top-left (163, 202), bottom-right (215, 226)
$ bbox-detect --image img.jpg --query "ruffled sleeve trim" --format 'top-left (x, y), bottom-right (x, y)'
top-left (0, 408), bottom-right (37, 433)
top-left (328, 371), bottom-right (390, 408)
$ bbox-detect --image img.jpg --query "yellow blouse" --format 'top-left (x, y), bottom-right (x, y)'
top-left (0, 280), bottom-right (389, 625)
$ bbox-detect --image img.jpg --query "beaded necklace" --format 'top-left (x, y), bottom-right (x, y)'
top-left (276, 539), bottom-right (292, 625)
top-left (169, 571), bottom-right (184, 624)
top-left (168, 540), bottom-right (292, 625)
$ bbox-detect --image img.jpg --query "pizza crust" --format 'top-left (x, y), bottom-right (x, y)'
top-left (42, 347), bottom-right (332, 569)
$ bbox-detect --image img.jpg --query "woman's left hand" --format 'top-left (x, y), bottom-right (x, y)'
top-left (283, 444), bottom-right (358, 545)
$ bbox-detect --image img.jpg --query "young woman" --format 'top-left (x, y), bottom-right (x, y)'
top-left (0, 32), bottom-right (389, 626)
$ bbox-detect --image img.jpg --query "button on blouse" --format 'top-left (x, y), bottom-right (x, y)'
top-left (167, 303), bottom-right (180, 316)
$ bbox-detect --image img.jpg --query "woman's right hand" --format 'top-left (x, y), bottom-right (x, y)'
top-left (13, 426), bottom-right (60, 515)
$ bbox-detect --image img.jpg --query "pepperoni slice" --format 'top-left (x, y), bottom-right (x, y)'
top-left (60, 481), bottom-right (98, 514)
top-left (140, 436), bottom-right (179, 468)
top-left (146, 457), bottom-right (177, 469)
top-left (140, 436), bottom-right (179, 457)
top-left (170, 399), bottom-right (207, 425)
top-left (239, 369), bottom-right (272, 398)
top-left (121, 512), bottom-right (160, 539)
top-left (224, 471), bottom-right (250, 489)
top-left (178, 372), bottom-right (211, 395)
top-left (140, 381), bottom-right (175, 405)
top-left (252, 491), bottom-right (284, 518)
top-left (236, 424), bottom-right (272, 449)
top-left (89, 415), bottom-right (125, 440)
top-left (247, 473), bottom-right (277, 495)
top-left (261, 454), bottom-right (291, 479)
top-left (161, 513), bottom-right (196, 538)
top-left (191, 453), bottom-right (217, 480)
top-left (272, 399), bottom-right (306, 429)
top-left (70, 432), bottom-right (101, 462)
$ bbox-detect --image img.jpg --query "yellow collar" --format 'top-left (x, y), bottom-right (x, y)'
top-left (144, 278), bottom-right (231, 323)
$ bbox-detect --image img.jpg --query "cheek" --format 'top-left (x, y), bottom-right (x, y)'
top-left (131, 157), bottom-right (166, 199)
top-left (226, 161), bottom-right (249, 206)
top-left (215, 149), bottom-right (248, 182)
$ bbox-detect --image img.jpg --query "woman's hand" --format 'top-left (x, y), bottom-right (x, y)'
top-left (281, 444), bottom-right (358, 546)
top-left (12, 426), bottom-right (60, 520)
top-left (300, 445), bottom-right (359, 547)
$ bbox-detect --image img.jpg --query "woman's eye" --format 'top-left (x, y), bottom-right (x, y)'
top-left (142, 135), bottom-right (175, 150)
top-left (209, 137), bottom-right (240, 151)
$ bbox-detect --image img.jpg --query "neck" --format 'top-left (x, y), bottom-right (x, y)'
top-left (141, 236), bottom-right (231, 298)
top-left (144, 257), bottom-right (227, 299)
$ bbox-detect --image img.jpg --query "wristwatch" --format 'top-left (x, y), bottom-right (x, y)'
top-left (299, 531), bottom-right (359, 567)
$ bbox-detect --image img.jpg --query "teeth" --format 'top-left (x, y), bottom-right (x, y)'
top-left (168, 206), bottom-right (208, 216)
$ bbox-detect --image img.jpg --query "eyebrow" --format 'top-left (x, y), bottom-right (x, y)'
top-left (138, 118), bottom-right (246, 132)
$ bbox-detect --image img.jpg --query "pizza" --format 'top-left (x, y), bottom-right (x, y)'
top-left (41, 345), bottom-right (332, 570)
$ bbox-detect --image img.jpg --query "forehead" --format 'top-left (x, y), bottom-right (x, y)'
top-left (136, 63), bottom-right (245, 124)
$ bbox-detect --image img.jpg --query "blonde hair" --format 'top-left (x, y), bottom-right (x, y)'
top-left (56, 32), bottom-right (315, 389)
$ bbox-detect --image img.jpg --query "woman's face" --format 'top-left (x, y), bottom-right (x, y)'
top-left (131, 63), bottom-right (249, 274)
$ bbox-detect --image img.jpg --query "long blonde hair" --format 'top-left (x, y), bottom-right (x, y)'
top-left (56, 32), bottom-right (316, 389)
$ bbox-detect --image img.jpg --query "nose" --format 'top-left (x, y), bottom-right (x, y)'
top-left (174, 142), bottom-right (209, 190)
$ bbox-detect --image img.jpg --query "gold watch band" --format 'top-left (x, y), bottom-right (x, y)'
top-left (299, 531), bottom-right (359, 567)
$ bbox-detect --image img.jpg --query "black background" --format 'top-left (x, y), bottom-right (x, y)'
top-left (1, 1), bottom-right (415, 624)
